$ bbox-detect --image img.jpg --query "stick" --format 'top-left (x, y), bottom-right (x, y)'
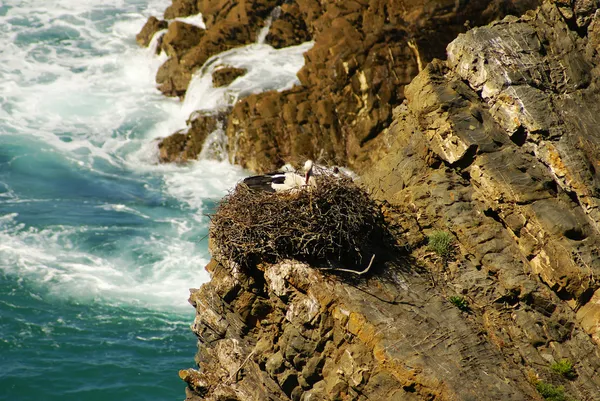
top-left (225, 350), bottom-right (255, 384)
top-left (407, 40), bottom-right (423, 72)
top-left (320, 254), bottom-right (376, 275)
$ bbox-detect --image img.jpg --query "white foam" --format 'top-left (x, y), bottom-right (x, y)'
top-left (0, 213), bottom-right (209, 310)
top-left (0, 0), bottom-right (312, 310)
top-left (162, 159), bottom-right (247, 216)
top-left (182, 41), bottom-right (314, 120)
top-left (96, 203), bottom-right (151, 219)
top-left (174, 14), bottom-right (206, 29)
top-left (0, 0), bottom-right (174, 167)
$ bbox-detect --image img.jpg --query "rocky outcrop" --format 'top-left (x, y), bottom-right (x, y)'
top-left (136, 16), bottom-right (167, 47)
top-left (180, 1), bottom-right (600, 401)
top-left (161, 21), bottom-right (205, 57)
top-left (140, 0), bottom-right (283, 97)
top-left (143, 0), bottom-right (542, 170)
top-left (158, 111), bottom-right (226, 163)
top-left (264, 3), bottom-right (311, 49)
top-left (224, 0), bottom-right (545, 173)
top-left (212, 66), bottom-right (247, 87)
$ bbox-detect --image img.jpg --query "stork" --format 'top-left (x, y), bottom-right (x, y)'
top-left (243, 160), bottom-right (316, 192)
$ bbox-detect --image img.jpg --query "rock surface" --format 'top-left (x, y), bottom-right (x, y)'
top-left (212, 66), bottom-right (247, 87)
top-left (136, 16), bottom-right (167, 47)
top-left (180, 1), bottom-right (600, 401)
top-left (144, 0), bottom-right (542, 170)
top-left (223, 0), bottom-right (545, 173)
top-left (264, 3), bottom-right (311, 49)
top-left (158, 110), bottom-right (227, 163)
top-left (147, 0), bottom-right (282, 97)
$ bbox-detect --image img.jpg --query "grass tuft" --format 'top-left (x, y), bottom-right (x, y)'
top-left (427, 231), bottom-right (453, 257)
top-left (551, 360), bottom-right (577, 380)
top-left (449, 295), bottom-right (470, 312)
top-left (535, 381), bottom-right (568, 401)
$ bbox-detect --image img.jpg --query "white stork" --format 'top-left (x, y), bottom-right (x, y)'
top-left (243, 160), bottom-right (316, 192)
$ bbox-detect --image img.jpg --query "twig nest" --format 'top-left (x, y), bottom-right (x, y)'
top-left (209, 171), bottom-right (386, 271)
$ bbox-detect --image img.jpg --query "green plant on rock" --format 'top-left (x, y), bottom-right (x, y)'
top-left (427, 231), bottom-right (453, 258)
top-left (449, 295), bottom-right (470, 312)
top-left (551, 359), bottom-right (577, 380)
top-left (535, 381), bottom-right (568, 401)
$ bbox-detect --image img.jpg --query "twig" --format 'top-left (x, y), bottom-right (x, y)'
top-left (407, 40), bottom-right (423, 72)
top-left (225, 350), bottom-right (255, 384)
top-left (320, 254), bottom-right (376, 275)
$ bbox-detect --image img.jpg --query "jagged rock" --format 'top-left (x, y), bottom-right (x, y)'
top-left (211, 66), bottom-right (247, 87)
top-left (160, 21), bottom-right (204, 57)
top-left (156, 0), bottom-right (281, 97)
top-left (179, 2), bottom-right (600, 401)
top-left (265, 3), bottom-right (311, 48)
top-left (224, 0), bottom-right (544, 173)
top-left (136, 16), bottom-right (167, 47)
top-left (301, 355), bottom-right (324, 384)
top-left (155, 57), bottom-right (192, 97)
top-left (157, 132), bottom-right (186, 163)
top-left (164, 0), bottom-right (197, 19)
top-left (152, 0), bottom-right (542, 164)
top-left (157, 111), bottom-right (226, 162)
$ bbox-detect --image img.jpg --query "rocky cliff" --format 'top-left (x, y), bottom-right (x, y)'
top-left (139, 0), bottom-right (542, 171)
top-left (139, 0), bottom-right (600, 400)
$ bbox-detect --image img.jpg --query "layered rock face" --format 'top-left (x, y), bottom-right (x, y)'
top-left (153, 0), bottom-right (282, 97)
top-left (140, 0), bottom-right (541, 168)
top-left (227, 0), bottom-right (544, 173)
top-left (180, 2), bottom-right (600, 401)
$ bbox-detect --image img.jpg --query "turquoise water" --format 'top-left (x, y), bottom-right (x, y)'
top-left (0, 1), bottom-right (248, 400)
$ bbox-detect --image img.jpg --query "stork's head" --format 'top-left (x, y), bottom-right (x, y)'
top-left (304, 160), bottom-right (314, 184)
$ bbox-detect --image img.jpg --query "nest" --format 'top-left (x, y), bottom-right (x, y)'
top-left (209, 172), bottom-right (386, 271)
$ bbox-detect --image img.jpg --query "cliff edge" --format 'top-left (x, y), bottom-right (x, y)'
top-left (178, 1), bottom-right (600, 400)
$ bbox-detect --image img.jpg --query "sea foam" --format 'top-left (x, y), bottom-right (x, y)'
top-left (0, 0), bottom-right (312, 310)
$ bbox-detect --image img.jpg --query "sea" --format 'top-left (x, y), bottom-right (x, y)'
top-left (0, 1), bottom-right (312, 400)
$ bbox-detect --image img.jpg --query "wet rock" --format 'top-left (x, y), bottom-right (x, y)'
top-left (161, 21), bottom-right (204, 57)
top-left (179, 369), bottom-right (211, 396)
top-left (136, 16), bottom-right (167, 47)
top-left (156, 0), bottom-right (280, 97)
top-left (164, 0), bottom-right (197, 19)
top-left (157, 111), bottom-right (226, 163)
top-left (211, 66), bottom-right (247, 87)
top-left (157, 131), bottom-right (186, 163)
top-left (177, 2), bottom-right (600, 401)
top-left (155, 57), bottom-right (192, 97)
top-left (265, 3), bottom-right (311, 49)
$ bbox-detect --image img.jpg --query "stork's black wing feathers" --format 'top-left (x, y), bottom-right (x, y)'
top-left (243, 172), bottom-right (286, 192)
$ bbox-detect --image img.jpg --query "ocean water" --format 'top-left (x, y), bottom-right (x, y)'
top-left (0, 1), bottom-right (311, 400)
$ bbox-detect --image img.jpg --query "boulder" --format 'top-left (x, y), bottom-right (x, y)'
top-left (265, 3), bottom-right (311, 48)
top-left (157, 111), bottom-right (227, 163)
top-left (155, 57), bottom-right (191, 98)
top-left (157, 132), bottom-right (187, 163)
top-left (164, 0), bottom-right (197, 19)
top-left (160, 21), bottom-right (204, 57)
top-left (135, 16), bottom-right (167, 47)
top-left (211, 66), bottom-right (247, 87)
